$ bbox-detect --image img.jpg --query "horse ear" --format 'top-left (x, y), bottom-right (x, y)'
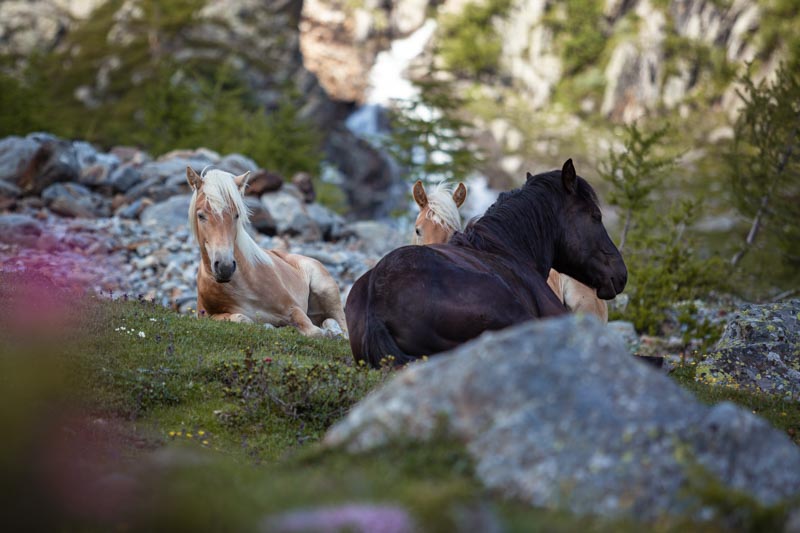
top-left (186, 166), bottom-right (202, 190)
top-left (561, 159), bottom-right (577, 195)
top-left (413, 180), bottom-right (427, 208)
top-left (525, 172), bottom-right (535, 183)
top-left (234, 171), bottom-right (251, 193)
top-left (453, 182), bottom-right (467, 208)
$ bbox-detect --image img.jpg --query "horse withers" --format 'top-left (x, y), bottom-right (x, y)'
top-left (412, 179), bottom-right (608, 323)
top-left (346, 159), bottom-right (626, 367)
top-left (187, 166), bottom-right (348, 337)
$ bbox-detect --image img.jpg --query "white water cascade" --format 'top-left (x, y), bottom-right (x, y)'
top-left (344, 18), bottom-right (499, 223)
top-left (345, 19), bottom-right (437, 139)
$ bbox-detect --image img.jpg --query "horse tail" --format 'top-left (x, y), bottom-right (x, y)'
top-left (362, 309), bottom-right (416, 368)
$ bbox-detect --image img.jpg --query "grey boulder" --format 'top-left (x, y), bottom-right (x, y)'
top-left (140, 195), bottom-right (192, 230)
top-left (41, 182), bottom-right (110, 218)
top-left (325, 315), bottom-right (800, 522)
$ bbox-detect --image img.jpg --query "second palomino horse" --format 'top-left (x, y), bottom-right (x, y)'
top-left (412, 179), bottom-right (608, 322)
top-left (187, 167), bottom-right (348, 337)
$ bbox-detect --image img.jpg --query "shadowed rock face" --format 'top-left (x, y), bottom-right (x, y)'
top-left (325, 314), bottom-right (800, 522)
top-left (696, 300), bottom-right (800, 399)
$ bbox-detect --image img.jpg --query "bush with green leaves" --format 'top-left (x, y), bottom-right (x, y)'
top-left (614, 199), bottom-right (728, 336)
top-left (212, 348), bottom-right (391, 432)
top-left (543, 0), bottom-right (607, 76)
top-left (438, 0), bottom-right (512, 79)
top-left (599, 123), bottom-right (728, 335)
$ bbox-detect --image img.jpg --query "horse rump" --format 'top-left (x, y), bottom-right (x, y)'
top-left (346, 270), bottom-right (416, 368)
top-left (361, 309), bottom-right (416, 368)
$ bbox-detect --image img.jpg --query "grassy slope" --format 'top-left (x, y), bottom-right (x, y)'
top-left (0, 271), bottom-right (796, 531)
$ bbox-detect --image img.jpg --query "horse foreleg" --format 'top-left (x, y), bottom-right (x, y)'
top-left (210, 312), bottom-right (254, 323)
top-left (311, 273), bottom-right (349, 337)
top-left (301, 258), bottom-right (349, 338)
top-left (289, 307), bottom-right (326, 337)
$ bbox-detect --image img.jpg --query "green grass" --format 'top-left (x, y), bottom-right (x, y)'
top-left (65, 292), bottom-right (387, 462)
top-left (0, 270), bottom-right (797, 530)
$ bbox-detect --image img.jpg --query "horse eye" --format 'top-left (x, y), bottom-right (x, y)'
top-left (415, 228), bottom-right (421, 236)
top-left (592, 213), bottom-right (602, 222)
top-left (197, 212), bottom-right (206, 221)
top-left (235, 213), bottom-right (240, 220)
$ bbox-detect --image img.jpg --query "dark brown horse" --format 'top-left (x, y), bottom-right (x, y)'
top-left (345, 159), bottom-right (626, 367)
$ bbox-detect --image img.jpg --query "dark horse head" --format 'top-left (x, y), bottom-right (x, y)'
top-left (456, 159), bottom-right (626, 299)
top-left (346, 159), bottom-right (626, 367)
top-left (538, 159), bottom-right (626, 299)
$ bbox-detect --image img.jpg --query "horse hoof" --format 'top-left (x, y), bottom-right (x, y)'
top-left (230, 313), bottom-right (253, 323)
top-left (321, 318), bottom-right (344, 338)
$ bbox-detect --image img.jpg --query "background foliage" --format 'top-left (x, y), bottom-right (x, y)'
top-left (0, 0), bottom-right (321, 176)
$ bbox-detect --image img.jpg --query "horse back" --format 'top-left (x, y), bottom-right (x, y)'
top-left (349, 244), bottom-right (566, 365)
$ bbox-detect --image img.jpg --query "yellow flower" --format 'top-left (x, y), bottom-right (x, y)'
top-left (202, 440), bottom-right (209, 445)
top-left (186, 433), bottom-right (193, 438)
top-left (168, 431), bottom-right (176, 437)
top-left (198, 430), bottom-right (205, 436)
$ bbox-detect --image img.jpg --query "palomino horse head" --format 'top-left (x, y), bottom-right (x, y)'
top-left (187, 167), bottom-right (270, 283)
top-left (412, 180), bottom-right (467, 244)
top-left (540, 159), bottom-right (627, 300)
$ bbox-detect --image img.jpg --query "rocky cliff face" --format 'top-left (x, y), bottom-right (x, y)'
top-left (1, 0), bottom-right (787, 130)
top-left (302, 0), bottom-right (777, 123)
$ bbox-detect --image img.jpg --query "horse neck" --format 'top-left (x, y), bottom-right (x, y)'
top-left (462, 184), bottom-right (562, 278)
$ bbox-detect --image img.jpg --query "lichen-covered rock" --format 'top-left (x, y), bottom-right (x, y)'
top-left (696, 300), bottom-right (800, 400)
top-left (325, 315), bottom-right (800, 522)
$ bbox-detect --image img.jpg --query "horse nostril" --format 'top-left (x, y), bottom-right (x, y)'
top-left (232, 260), bottom-right (237, 271)
top-left (213, 260), bottom-right (220, 270)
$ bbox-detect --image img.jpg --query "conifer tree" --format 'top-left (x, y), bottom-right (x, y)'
top-left (729, 61), bottom-right (800, 267)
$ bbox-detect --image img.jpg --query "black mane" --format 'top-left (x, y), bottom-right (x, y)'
top-left (450, 170), bottom-right (598, 277)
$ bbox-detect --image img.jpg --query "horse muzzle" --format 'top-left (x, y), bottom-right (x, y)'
top-left (213, 260), bottom-right (236, 283)
top-left (597, 270), bottom-right (627, 300)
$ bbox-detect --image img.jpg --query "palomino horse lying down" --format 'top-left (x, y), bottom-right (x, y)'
top-left (412, 179), bottom-right (608, 323)
top-left (346, 160), bottom-right (626, 367)
top-left (187, 167), bottom-right (347, 337)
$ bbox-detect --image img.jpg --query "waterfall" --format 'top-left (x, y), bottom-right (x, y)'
top-left (344, 18), bottom-right (499, 223)
top-left (345, 20), bottom-right (437, 140)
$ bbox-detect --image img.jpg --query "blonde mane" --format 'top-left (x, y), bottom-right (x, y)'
top-left (188, 168), bottom-right (272, 266)
top-left (424, 182), bottom-right (463, 233)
